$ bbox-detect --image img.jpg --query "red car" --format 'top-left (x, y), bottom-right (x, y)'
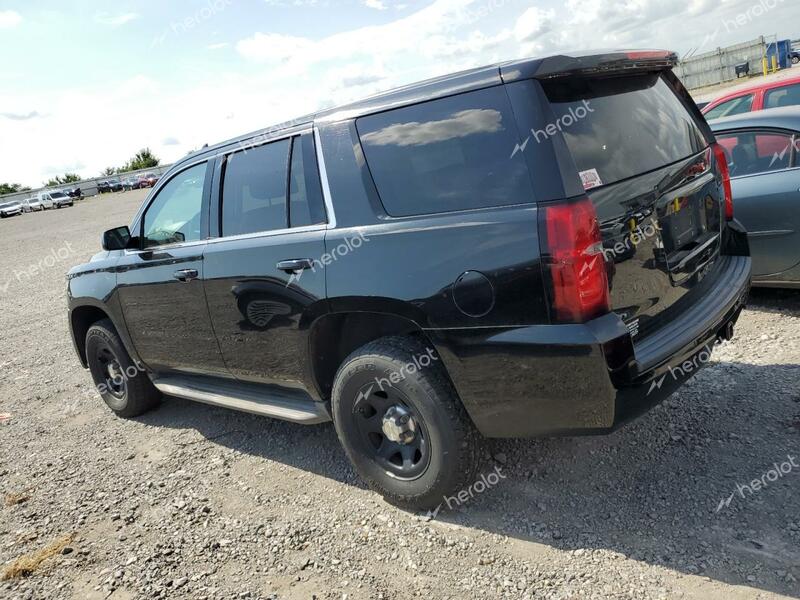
top-left (702, 73), bottom-right (800, 120)
top-left (137, 173), bottom-right (160, 188)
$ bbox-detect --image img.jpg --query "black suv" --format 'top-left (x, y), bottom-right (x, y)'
top-left (68, 51), bottom-right (751, 510)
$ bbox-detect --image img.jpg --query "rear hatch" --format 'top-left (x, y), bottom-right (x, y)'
top-left (535, 61), bottom-right (725, 342)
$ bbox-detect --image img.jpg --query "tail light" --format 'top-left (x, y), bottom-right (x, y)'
top-left (539, 197), bottom-right (610, 323)
top-left (712, 143), bottom-right (734, 221)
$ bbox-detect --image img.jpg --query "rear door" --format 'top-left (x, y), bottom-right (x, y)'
top-left (528, 70), bottom-right (724, 341)
top-left (202, 132), bottom-right (328, 389)
top-left (715, 128), bottom-right (800, 276)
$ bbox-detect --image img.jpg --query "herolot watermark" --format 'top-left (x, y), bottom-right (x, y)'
top-left (716, 454), bottom-right (798, 512)
top-left (426, 466), bottom-right (507, 519)
top-left (356, 348), bottom-right (439, 404)
top-left (723, 0), bottom-right (786, 34)
top-left (2, 241), bottom-right (77, 294)
top-left (511, 100), bottom-right (594, 158)
top-left (287, 231), bottom-right (370, 286)
top-left (152, 0), bottom-right (234, 47)
top-left (647, 338), bottom-right (723, 396)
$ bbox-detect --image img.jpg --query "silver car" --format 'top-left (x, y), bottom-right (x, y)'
top-left (0, 201), bottom-right (23, 218)
top-left (710, 106), bottom-right (800, 288)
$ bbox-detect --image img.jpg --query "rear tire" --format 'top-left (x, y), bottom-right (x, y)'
top-left (85, 318), bottom-right (161, 418)
top-left (331, 336), bottom-right (482, 511)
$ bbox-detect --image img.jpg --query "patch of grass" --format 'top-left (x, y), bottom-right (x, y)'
top-left (4, 491), bottom-right (30, 507)
top-left (1, 533), bottom-right (75, 580)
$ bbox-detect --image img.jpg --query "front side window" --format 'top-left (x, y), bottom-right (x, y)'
top-left (703, 94), bottom-right (755, 120)
top-left (142, 162), bottom-right (207, 248)
top-left (221, 139), bottom-right (290, 236)
top-left (356, 86), bottom-right (535, 217)
top-left (716, 130), bottom-right (796, 177)
top-left (764, 83), bottom-right (800, 109)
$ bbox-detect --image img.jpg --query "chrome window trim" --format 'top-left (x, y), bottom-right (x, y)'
top-left (205, 223), bottom-right (328, 246)
top-left (314, 126), bottom-right (337, 229)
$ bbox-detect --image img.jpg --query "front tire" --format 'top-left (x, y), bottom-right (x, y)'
top-left (331, 336), bottom-right (482, 511)
top-left (85, 318), bottom-right (161, 418)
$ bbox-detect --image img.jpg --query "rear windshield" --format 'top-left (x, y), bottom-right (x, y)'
top-left (542, 74), bottom-right (708, 190)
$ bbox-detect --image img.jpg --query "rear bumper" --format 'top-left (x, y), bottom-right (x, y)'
top-left (430, 254), bottom-right (751, 438)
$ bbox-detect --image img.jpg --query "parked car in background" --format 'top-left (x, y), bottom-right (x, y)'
top-left (791, 50), bottom-right (799, 65)
top-left (68, 50), bottom-right (752, 510)
top-left (99, 179), bottom-right (123, 193)
top-left (138, 173), bottom-right (159, 188)
top-left (0, 201), bottom-right (23, 218)
top-left (21, 197), bottom-right (44, 212)
top-left (63, 185), bottom-right (83, 199)
top-left (122, 177), bottom-right (139, 191)
top-left (709, 106), bottom-right (800, 288)
top-left (42, 190), bottom-right (74, 208)
top-left (702, 74), bottom-right (800, 119)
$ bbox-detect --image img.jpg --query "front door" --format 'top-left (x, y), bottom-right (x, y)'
top-left (203, 133), bottom-right (328, 389)
top-left (717, 129), bottom-right (800, 276)
top-left (116, 160), bottom-right (228, 375)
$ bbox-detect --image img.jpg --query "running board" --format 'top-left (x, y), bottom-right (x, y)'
top-left (152, 376), bottom-right (331, 425)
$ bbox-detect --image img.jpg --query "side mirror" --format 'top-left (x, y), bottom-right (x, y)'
top-left (102, 226), bottom-right (133, 251)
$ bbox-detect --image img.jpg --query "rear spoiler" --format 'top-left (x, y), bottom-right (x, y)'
top-left (501, 50), bottom-right (679, 82)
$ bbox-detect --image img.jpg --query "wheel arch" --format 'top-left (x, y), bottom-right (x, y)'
top-left (69, 303), bottom-right (134, 368)
top-left (307, 311), bottom-right (444, 403)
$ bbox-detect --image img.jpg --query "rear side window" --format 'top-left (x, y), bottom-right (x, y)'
top-left (704, 94), bottom-right (755, 120)
top-left (765, 84), bottom-right (800, 109)
top-left (221, 139), bottom-right (290, 236)
top-left (543, 74), bottom-right (708, 189)
top-left (288, 135), bottom-right (327, 228)
top-left (715, 130), bottom-right (796, 177)
top-left (356, 86), bottom-right (535, 217)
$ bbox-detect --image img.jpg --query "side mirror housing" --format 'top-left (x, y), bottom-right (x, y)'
top-left (102, 226), bottom-right (133, 251)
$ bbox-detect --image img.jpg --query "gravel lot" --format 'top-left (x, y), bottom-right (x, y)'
top-left (1, 190), bottom-right (798, 600)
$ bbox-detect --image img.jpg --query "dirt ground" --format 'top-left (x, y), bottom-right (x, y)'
top-left (0, 191), bottom-right (798, 600)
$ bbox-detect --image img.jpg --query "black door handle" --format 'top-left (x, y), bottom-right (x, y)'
top-left (173, 268), bottom-right (199, 282)
top-left (276, 259), bottom-right (314, 273)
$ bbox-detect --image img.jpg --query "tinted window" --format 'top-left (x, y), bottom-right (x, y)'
top-left (704, 94), bottom-right (755, 120)
top-left (289, 135), bottom-right (327, 228)
top-left (356, 87), bottom-right (535, 217)
top-left (716, 131), bottom-right (795, 177)
top-left (143, 162), bottom-right (207, 248)
top-left (765, 84), bottom-right (800, 109)
top-left (543, 74), bottom-right (707, 189)
top-left (222, 140), bottom-right (289, 236)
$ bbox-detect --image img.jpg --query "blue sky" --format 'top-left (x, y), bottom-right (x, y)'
top-left (1, 0), bottom-right (799, 187)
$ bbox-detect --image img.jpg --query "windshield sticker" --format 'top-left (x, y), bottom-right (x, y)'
top-left (579, 169), bottom-right (603, 190)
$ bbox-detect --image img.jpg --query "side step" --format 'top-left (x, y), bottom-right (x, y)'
top-left (152, 376), bottom-right (331, 425)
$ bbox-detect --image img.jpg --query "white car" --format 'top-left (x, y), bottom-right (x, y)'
top-left (0, 201), bottom-right (23, 218)
top-left (36, 190), bottom-right (70, 209)
top-left (21, 197), bottom-right (44, 212)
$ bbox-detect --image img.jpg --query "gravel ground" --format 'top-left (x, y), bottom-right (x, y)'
top-left (0, 191), bottom-right (798, 600)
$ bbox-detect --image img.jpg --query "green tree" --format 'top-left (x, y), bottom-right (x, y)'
top-left (44, 173), bottom-right (82, 187)
top-left (101, 167), bottom-right (116, 177)
top-left (0, 183), bottom-right (31, 195)
top-left (120, 148), bottom-right (160, 173)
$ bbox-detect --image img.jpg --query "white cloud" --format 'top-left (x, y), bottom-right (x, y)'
top-left (95, 12), bottom-right (140, 26)
top-left (0, 10), bottom-right (22, 28)
top-left (364, 0), bottom-right (388, 10)
top-left (5, 0), bottom-right (800, 187)
top-left (236, 32), bottom-right (315, 62)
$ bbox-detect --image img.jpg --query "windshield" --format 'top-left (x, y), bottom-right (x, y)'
top-left (50, 192), bottom-right (67, 198)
